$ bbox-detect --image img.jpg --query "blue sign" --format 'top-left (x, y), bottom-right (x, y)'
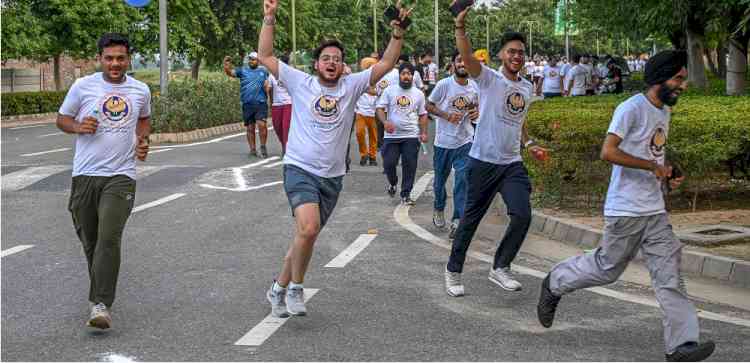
top-left (124, 0), bottom-right (151, 7)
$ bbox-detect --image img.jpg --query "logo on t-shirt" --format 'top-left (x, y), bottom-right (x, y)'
top-left (505, 91), bottom-right (526, 117)
top-left (548, 70), bottom-right (558, 77)
top-left (450, 95), bottom-right (472, 112)
top-left (312, 95), bottom-right (340, 122)
top-left (395, 95), bottom-right (413, 113)
top-left (649, 126), bottom-right (667, 159)
top-left (101, 94), bottom-right (131, 125)
top-left (377, 79), bottom-right (390, 93)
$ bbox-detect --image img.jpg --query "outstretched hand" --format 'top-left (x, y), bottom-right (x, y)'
top-left (390, 0), bottom-right (414, 30)
top-left (263, 0), bottom-right (277, 16)
top-left (450, 0), bottom-right (471, 24)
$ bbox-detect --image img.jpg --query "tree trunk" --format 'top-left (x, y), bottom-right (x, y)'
top-left (685, 28), bottom-right (708, 89)
top-left (726, 38), bottom-right (748, 96)
top-left (704, 47), bottom-right (719, 77)
top-left (191, 56), bottom-right (201, 80)
top-left (717, 41), bottom-right (727, 77)
top-left (53, 53), bottom-right (63, 91)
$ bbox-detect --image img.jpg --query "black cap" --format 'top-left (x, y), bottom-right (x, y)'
top-left (645, 50), bottom-right (688, 86)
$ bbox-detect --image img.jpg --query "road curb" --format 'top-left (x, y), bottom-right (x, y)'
top-left (1, 112), bottom-right (58, 128)
top-left (150, 122), bottom-right (245, 145)
top-left (529, 210), bottom-right (750, 287)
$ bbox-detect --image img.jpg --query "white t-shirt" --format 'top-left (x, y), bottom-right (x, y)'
top-left (560, 63), bottom-right (572, 91)
top-left (376, 68), bottom-right (424, 96)
top-left (533, 65), bottom-right (544, 78)
top-left (541, 65), bottom-right (562, 94)
top-left (59, 73), bottom-right (151, 180)
top-left (582, 64), bottom-right (595, 90)
top-left (355, 92), bottom-right (377, 117)
top-left (425, 63), bottom-right (439, 84)
top-left (376, 85), bottom-right (427, 139)
top-left (604, 93), bottom-right (671, 217)
top-left (469, 65), bottom-right (533, 165)
top-left (279, 62), bottom-right (372, 177)
top-left (568, 64), bottom-right (588, 96)
top-left (427, 76), bottom-right (478, 149)
top-left (268, 74), bottom-right (291, 106)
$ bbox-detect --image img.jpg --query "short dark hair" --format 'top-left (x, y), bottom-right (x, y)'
top-left (451, 51), bottom-right (461, 63)
top-left (499, 32), bottom-right (526, 50)
top-left (97, 33), bottom-right (131, 55)
top-left (313, 39), bottom-right (345, 60)
top-left (279, 54), bottom-right (290, 64)
top-left (572, 54), bottom-right (582, 63)
top-left (398, 54), bottom-right (410, 63)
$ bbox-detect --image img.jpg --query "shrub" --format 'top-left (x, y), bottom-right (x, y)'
top-left (150, 77), bottom-right (242, 133)
top-left (2, 91), bottom-right (68, 116)
top-left (524, 94), bottom-right (750, 210)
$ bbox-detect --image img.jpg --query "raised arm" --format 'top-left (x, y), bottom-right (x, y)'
top-left (257, 0), bottom-right (280, 78)
top-left (223, 56), bottom-right (236, 78)
top-left (370, 2), bottom-right (411, 86)
top-left (452, 4), bottom-right (481, 78)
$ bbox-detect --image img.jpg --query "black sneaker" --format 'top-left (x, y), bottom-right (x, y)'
top-left (369, 156), bottom-right (378, 166)
top-left (386, 185), bottom-right (396, 198)
top-left (666, 341), bottom-right (715, 362)
top-left (260, 145), bottom-right (268, 158)
top-left (537, 274), bottom-right (561, 328)
top-left (400, 197), bottom-right (415, 206)
top-left (360, 157), bottom-right (367, 166)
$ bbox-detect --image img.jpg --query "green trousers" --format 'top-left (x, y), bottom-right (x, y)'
top-left (68, 175), bottom-right (135, 307)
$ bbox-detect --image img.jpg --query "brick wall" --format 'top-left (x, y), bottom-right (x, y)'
top-left (2, 56), bottom-right (97, 91)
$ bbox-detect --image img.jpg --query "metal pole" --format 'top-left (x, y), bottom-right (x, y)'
top-left (529, 22), bottom-right (533, 58)
top-left (159, 0), bottom-right (168, 96)
top-left (292, 0), bottom-right (296, 65)
top-left (653, 41), bottom-right (657, 56)
top-left (564, 0), bottom-right (569, 61)
top-left (596, 33), bottom-right (599, 57)
top-left (434, 0), bottom-right (439, 71)
top-left (486, 16), bottom-right (490, 53)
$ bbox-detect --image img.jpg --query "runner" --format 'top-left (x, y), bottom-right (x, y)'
top-left (376, 62), bottom-right (429, 205)
top-left (540, 55), bottom-right (563, 98)
top-left (224, 52), bottom-right (270, 158)
top-left (426, 52), bottom-right (479, 238)
top-left (565, 54), bottom-right (587, 97)
top-left (444, 7), bottom-right (549, 297)
top-left (355, 58), bottom-right (379, 166)
top-left (268, 54), bottom-right (292, 155)
top-left (256, 0), bottom-right (410, 317)
top-left (56, 33), bottom-right (151, 330)
top-left (537, 50), bottom-right (716, 362)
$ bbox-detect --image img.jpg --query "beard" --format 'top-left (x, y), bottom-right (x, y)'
top-left (399, 80), bottom-right (412, 89)
top-left (658, 82), bottom-right (680, 106)
top-left (454, 67), bottom-right (468, 78)
top-left (249, 63), bottom-right (258, 69)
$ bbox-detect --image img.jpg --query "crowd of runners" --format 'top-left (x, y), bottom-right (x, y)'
top-left (53, 0), bottom-right (717, 361)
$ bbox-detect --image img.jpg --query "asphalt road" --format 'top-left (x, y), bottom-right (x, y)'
top-left (2, 122), bottom-right (749, 361)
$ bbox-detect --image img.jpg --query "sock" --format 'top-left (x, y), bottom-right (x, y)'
top-left (289, 282), bottom-right (303, 290)
top-left (272, 281), bottom-right (287, 292)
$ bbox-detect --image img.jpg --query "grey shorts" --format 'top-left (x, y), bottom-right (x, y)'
top-left (283, 164), bottom-right (343, 227)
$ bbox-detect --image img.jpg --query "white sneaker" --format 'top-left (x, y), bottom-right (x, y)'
top-left (266, 283), bottom-right (290, 318)
top-left (87, 302), bottom-right (112, 329)
top-left (286, 286), bottom-right (306, 316)
top-left (444, 268), bottom-right (465, 297)
top-left (489, 267), bottom-right (522, 291)
top-left (448, 219), bottom-right (459, 239)
top-left (433, 210), bottom-right (446, 228)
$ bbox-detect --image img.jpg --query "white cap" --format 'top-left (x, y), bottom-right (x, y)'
top-left (249, 52), bottom-right (258, 59)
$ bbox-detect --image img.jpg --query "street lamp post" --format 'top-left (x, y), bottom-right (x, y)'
top-left (291, 0), bottom-right (296, 65)
top-left (434, 0), bottom-right (439, 71)
top-left (159, 0), bottom-right (167, 96)
top-left (373, 0), bottom-right (378, 54)
top-left (520, 20), bottom-right (538, 58)
top-left (483, 14), bottom-right (500, 56)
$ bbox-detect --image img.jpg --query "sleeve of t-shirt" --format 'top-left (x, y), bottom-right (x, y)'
top-left (473, 64), bottom-right (496, 90)
top-left (376, 87), bottom-right (390, 110)
top-left (58, 79), bottom-right (82, 117)
top-left (347, 68), bottom-right (374, 98)
top-left (139, 85), bottom-right (152, 118)
top-left (414, 72), bottom-right (423, 89)
top-left (427, 79), bottom-right (446, 104)
top-left (234, 68), bottom-right (243, 78)
top-left (278, 61), bottom-right (309, 98)
top-left (417, 93), bottom-right (427, 116)
top-left (608, 103), bottom-right (637, 139)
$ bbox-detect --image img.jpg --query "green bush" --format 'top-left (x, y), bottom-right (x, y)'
top-left (150, 77), bottom-right (242, 133)
top-left (2, 91), bottom-right (68, 116)
top-left (524, 94), bottom-right (750, 209)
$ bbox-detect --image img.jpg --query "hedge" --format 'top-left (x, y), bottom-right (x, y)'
top-left (2, 91), bottom-right (67, 116)
top-left (150, 77), bottom-right (242, 133)
top-left (523, 94), bottom-right (750, 209)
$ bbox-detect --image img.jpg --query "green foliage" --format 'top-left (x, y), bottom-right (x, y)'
top-left (150, 77), bottom-right (242, 133)
top-left (1, 91), bottom-right (67, 116)
top-left (524, 94), bottom-right (750, 209)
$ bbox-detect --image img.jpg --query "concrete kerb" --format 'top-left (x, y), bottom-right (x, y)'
top-left (148, 122), bottom-right (243, 145)
top-left (531, 210), bottom-right (750, 287)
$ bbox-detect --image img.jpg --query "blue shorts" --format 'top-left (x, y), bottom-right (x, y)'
top-left (283, 164), bottom-right (343, 227)
top-left (242, 103), bottom-right (268, 125)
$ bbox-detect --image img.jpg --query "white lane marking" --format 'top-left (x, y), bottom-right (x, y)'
top-left (1, 165), bottom-right (70, 191)
top-left (151, 132), bottom-right (244, 149)
top-left (325, 234), bottom-right (378, 268)
top-left (37, 132), bottom-right (65, 138)
top-left (263, 160), bottom-right (285, 168)
top-left (1, 245), bottom-right (34, 258)
top-left (149, 148), bottom-right (174, 154)
top-left (9, 124), bottom-right (48, 130)
top-left (397, 172), bottom-right (750, 329)
top-left (199, 180), bottom-right (282, 192)
top-left (97, 352), bottom-right (138, 363)
top-left (238, 156), bottom-right (280, 169)
top-left (20, 147), bottom-right (71, 157)
top-left (234, 288), bottom-right (319, 346)
top-left (135, 165), bottom-right (166, 179)
top-left (132, 193), bottom-right (186, 214)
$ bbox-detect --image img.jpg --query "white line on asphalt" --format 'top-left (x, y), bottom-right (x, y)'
top-left (132, 193), bottom-right (186, 214)
top-left (135, 165), bottom-right (167, 179)
top-left (397, 172), bottom-right (750, 329)
top-left (9, 124), bottom-right (48, 130)
top-left (20, 148), bottom-right (71, 157)
top-left (199, 180), bottom-right (283, 192)
top-left (1, 165), bottom-right (70, 191)
top-left (151, 132), bottom-right (244, 149)
top-left (234, 288), bottom-right (320, 346)
top-left (238, 156), bottom-right (280, 169)
top-left (263, 160), bottom-right (285, 168)
top-left (1, 245), bottom-right (34, 258)
top-left (325, 234), bottom-right (378, 268)
top-left (149, 148), bottom-right (174, 154)
top-left (37, 132), bottom-right (65, 138)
